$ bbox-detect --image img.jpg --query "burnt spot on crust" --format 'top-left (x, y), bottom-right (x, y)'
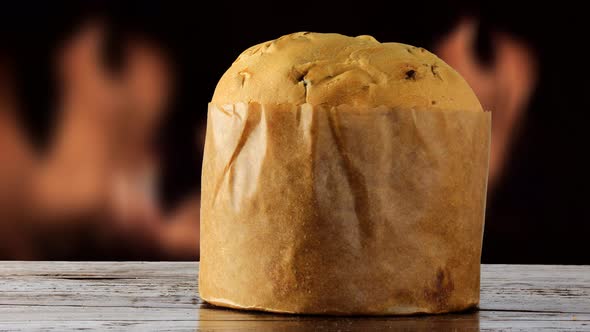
top-left (405, 70), bottom-right (417, 80)
top-left (424, 268), bottom-right (455, 311)
top-left (407, 46), bottom-right (426, 55)
top-left (431, 64), bottom-right (443, 80)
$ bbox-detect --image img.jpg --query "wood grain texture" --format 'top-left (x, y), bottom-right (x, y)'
top-left (0, 262), bottom-right (588, 331)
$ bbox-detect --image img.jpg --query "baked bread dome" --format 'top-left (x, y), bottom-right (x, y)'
top-left (200, 32), bottom-right (490, 315)
top-left (212, 32), bottom-right (482, 111)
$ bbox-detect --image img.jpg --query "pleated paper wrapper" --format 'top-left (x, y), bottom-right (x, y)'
top-left (200, 102), bottom-right (491, 315)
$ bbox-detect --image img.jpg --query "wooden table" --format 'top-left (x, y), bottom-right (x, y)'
top-left (0, 262), bottom-right (588, 331)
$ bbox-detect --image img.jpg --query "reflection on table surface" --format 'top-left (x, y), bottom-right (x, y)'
top-left (197, 303), bottom-right (480, 331)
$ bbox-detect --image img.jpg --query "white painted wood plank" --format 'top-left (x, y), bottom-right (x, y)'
top-left (0, 321), bottom-right (197, 332)
top-left (0, 306), bottom-right (197, 321)
top-left (0, 261), bottom-right (197, 278)
top-left (0, 262), bottom-right (588, 330)
top-left (481, 264), bottom-right (590, 313)
top-left (0, 306), bottom-right (586, 322)
top-left (0, 276), bottom-right (200, 308)
top-left (0, 262), bottom-right (200, 308)
top-left (1, 263), bottom-right (588, 314)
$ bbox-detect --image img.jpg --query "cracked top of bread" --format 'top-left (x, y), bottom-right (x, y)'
top-left (211, 32), bottom-right (482, 111)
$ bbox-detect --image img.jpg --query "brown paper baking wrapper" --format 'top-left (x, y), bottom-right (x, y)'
top-left (199, 102), bottom-right (491, 315)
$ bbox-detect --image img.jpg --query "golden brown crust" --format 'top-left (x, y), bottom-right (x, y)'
top-left (212, 32), bottom-right (483, 111)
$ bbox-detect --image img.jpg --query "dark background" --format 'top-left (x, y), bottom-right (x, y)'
top-left (1, 1), bottom-right (588, 264)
